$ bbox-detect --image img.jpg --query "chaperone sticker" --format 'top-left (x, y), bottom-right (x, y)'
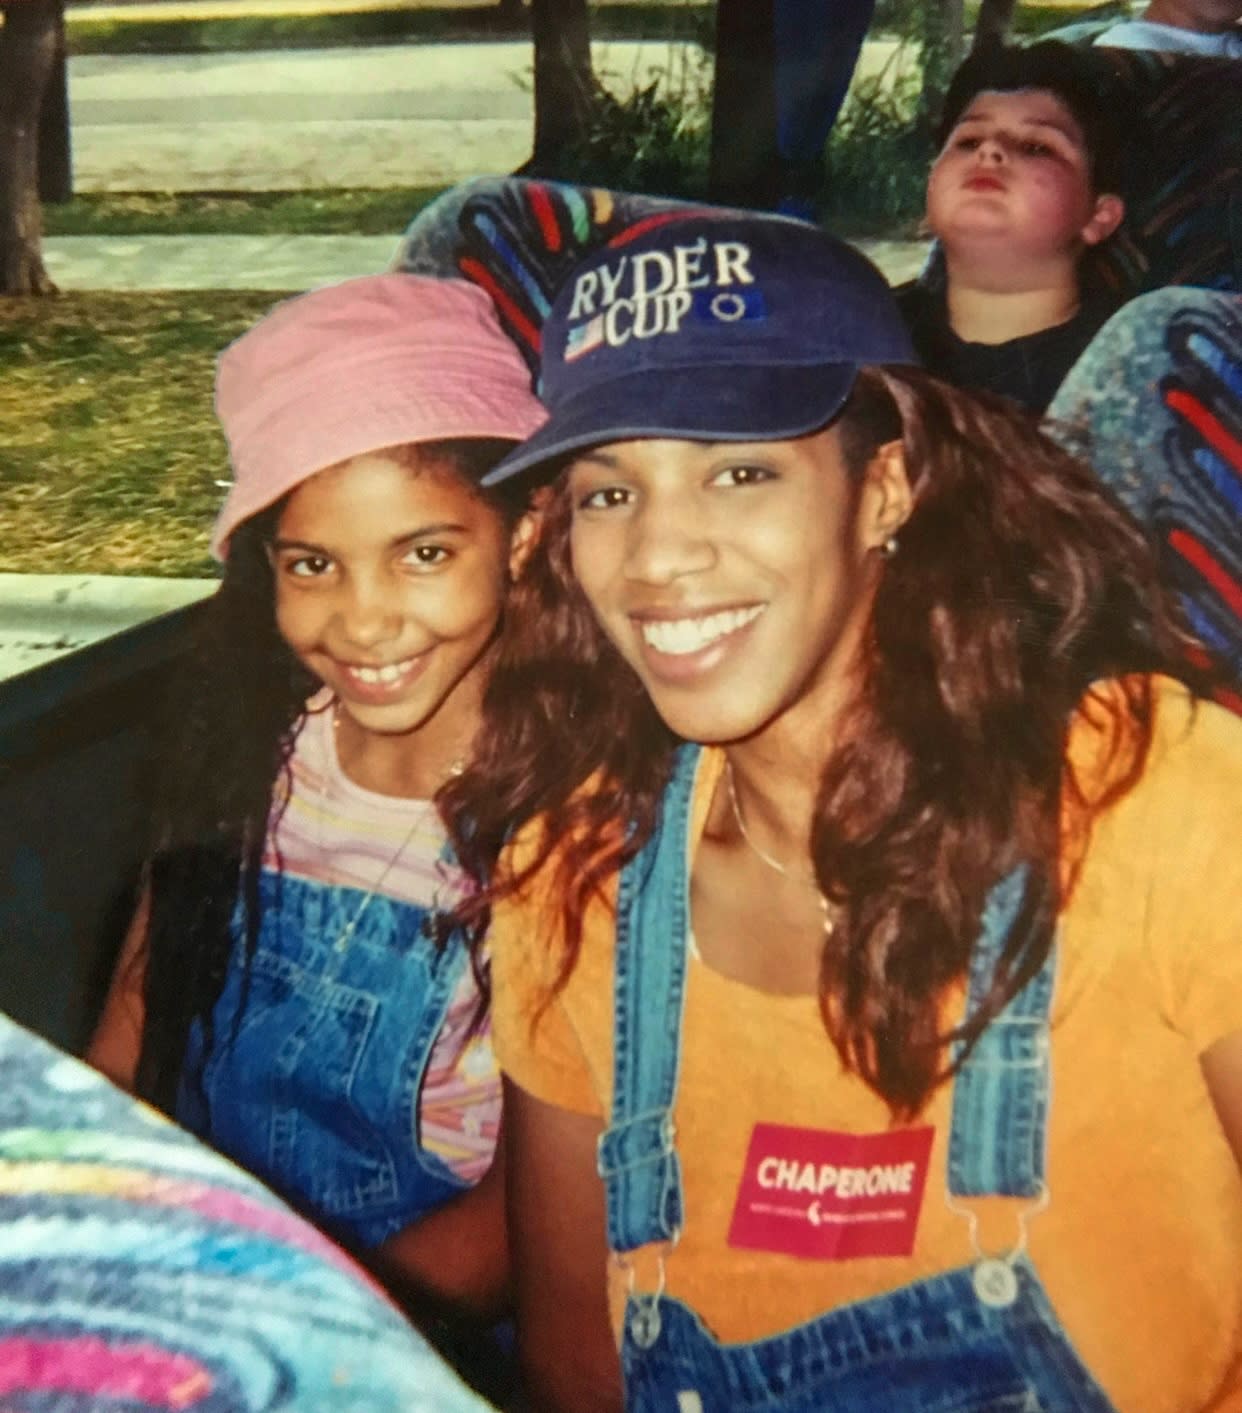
top-left (727, 1123), bottom-right (934, 1261)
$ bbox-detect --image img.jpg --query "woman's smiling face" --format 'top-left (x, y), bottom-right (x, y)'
top-left (566, 424), bottom-right (893, 746)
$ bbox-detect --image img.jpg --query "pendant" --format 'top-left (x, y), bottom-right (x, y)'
top-left (972, 1257), bottom-right (1019, 1309)
top-left (817, 894), bottom-right (836, 939)
top-left (628, 1296), bottom-right (662, 1349)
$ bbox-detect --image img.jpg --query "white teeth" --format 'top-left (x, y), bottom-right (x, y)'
top-left (347, 657), bottom-right (413, 685)
top-left (640, 606), bottom-right (763, 656)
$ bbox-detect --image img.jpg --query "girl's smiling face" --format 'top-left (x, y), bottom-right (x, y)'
top-left (270, 448), bottom-right (511, 750)
top-left (565, 424), bottom-right (903, 748)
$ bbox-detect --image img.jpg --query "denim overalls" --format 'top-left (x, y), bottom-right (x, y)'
top-left (178, 867), bottom-right (471, 1250)
top-left (599, 745), bottom-right (1118, 1412)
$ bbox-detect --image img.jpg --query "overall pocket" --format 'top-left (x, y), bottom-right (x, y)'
top-left (202, 946), bottom-right (401, 1225)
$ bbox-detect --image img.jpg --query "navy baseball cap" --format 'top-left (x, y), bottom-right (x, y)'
top-left (484, 212), bottom-right (917, 488)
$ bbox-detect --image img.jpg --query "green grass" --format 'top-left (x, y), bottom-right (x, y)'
top-left (0, 292), bottom-right (283, 576)
top-left (42, 188), bottom-right (445, 237)
top-left (66, 3), bottom-right (715, 55)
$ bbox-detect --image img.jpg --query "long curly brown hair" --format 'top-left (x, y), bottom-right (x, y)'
top-left (443, 368), bottom-right (1201, 1116)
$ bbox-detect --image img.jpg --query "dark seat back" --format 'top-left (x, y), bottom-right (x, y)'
top-left (0, 606), bottom-right (202, 1051)
top-left (1088, 49), bottom-right (1242, 296)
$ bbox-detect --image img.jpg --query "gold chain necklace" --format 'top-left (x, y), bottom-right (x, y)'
top-left (327, 704), bottom-right (464, 953)
top-left (724, 761), bottom-right (836, 939)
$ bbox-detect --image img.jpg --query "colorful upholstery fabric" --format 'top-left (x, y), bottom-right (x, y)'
top-left (1048, 287), bottom-right (1242, 711)
top-left (1087, 49), bottom-right (1242, 297)
top-left (0, 1012), bottom-right (492, 1411)
top-left (394, 177), bottom-right (722, 373)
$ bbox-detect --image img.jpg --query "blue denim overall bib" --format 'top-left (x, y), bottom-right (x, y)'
top-left (178, 868), bottom-right (470, 1250)
top-left (599, 745), bottom-right (1118, 1412)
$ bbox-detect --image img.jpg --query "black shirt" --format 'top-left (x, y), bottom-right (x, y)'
top-left (896, 282), bottom-right (1124, 415)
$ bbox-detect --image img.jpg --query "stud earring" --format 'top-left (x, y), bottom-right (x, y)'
top-left (879, 535), bottom-right (899, 558)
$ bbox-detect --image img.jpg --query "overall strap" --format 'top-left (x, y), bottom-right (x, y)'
top-left (596, 744), bottom-right (703, 1254)
top-left (948, 867), bottom-right (1057, 1199)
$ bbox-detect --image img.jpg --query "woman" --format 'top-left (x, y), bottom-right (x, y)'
top-left (444, 212), bottom-right (1242, 1412)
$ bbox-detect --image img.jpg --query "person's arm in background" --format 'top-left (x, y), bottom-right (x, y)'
top-left (85, 884), bottom-right (149, 1089)
top-left (505, 1077), bottom-right (622, 1413)
top-left (372, 1131), bottom-right (516, 1408)
top-left (372, 1127), bottom-right (510, 1320)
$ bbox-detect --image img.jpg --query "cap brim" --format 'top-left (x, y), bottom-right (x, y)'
top-left (482, 363), bottom-right (859, 488)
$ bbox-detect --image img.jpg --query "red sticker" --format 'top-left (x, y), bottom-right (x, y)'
top-left (727, 1122), bottom-right (935, 1261)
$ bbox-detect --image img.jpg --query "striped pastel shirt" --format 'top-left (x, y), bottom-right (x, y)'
top-left (268, 702), bottom-right (500, 1184)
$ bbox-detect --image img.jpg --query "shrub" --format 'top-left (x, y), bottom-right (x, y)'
top-left (543, 42), bottom-right (713, 199)
top-left (818, 40), bottom-right (932, 235)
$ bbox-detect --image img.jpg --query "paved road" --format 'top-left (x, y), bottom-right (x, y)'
top-left (70, 40), bottom-right (704, 189)
top-left (68, 36), bottom-right (906, 192)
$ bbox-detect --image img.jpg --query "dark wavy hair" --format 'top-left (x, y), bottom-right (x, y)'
top-left (135, 438), bottom-right (519, 1117)
top-left (442, 369), bottom-right (1202, 1117)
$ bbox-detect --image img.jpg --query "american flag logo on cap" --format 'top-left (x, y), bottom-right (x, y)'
top-left (565, 315), bottom-right (606, 362)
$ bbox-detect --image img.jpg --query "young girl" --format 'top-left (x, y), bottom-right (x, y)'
top-left (88, 273), bottom-right (546, 1331)
top-left (443, 213), bottom-right (1242, 1411)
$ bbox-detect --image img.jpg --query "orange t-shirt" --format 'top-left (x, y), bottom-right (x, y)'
top-left (491, 678), bottom-right (1242, 1413)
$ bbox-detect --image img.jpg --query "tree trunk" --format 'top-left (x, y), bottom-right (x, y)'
top-left (525, 0), bottom-right (596, 174)
top-left (917, 0), bottom-right (968, 136)
top-left (0, 0), bottom-right (60, 295)
top-left (972, 0), bottom-right (1019, 53)
top-left (709, 0), bottom-right (778, 207)
top-left (710, 0), bottom-right (875, 214)
top-left (942, 0), bottom-right (966, 65)
top-left (38, 0), bottom-right (72, 204)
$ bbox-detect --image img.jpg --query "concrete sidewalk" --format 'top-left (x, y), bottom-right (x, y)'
top-left (43, 233), bottom-right (406, 290)
top-left (0, 576), bottom-right (217, 683)
top-left (42, 232), bottom-right (930, 291)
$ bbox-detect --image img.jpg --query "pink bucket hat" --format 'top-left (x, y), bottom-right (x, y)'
top-left (210, 273), bottom-right (547, 558)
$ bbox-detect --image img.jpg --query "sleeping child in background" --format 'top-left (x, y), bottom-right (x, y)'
top-left (897, 41), bottom-right (1128, 413)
